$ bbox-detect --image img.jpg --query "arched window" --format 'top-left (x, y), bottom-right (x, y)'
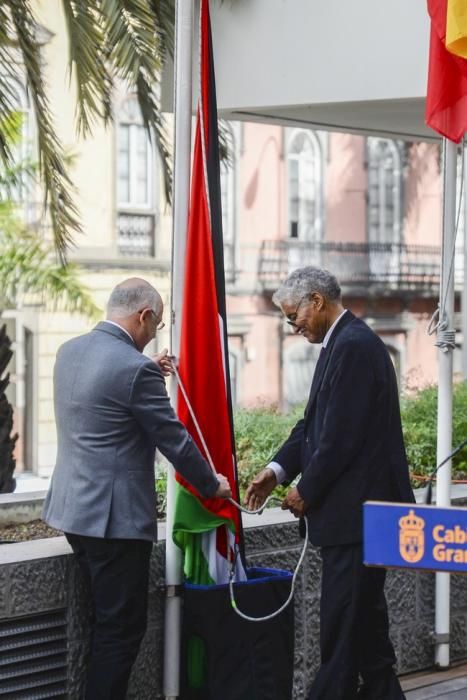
top-left (287, 129), bottom-right (323, 242)
top-left (367, 138), bottom-right (402, 245)
top-left (116, 95), bottom-right (156, 256)
top-left (220, 121), bottom-right (238, 283)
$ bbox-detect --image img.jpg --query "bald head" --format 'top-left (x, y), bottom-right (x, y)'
top-left (107, 278), bottom-right (163, 319)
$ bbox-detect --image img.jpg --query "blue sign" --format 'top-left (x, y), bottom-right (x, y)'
top-left (364, 501), bottom-right (467, 573)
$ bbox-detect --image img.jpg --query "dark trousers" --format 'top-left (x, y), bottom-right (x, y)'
top-left (307, 544), bottom-right (405, 700)
top-left (66, 533), bottom-right (152, 700)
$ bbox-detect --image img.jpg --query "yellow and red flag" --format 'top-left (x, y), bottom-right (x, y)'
top-left (426, 0), bottom-right (467, 142)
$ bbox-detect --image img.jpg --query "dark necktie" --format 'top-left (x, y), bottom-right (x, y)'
top-left (311, 345), bottom-right (327, 390)
top-left (304, 345), bottom-right (327, 417)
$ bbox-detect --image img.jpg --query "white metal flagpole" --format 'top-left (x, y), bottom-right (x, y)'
top-left (463, 141), bottom-right (467, 381)
top-left (164, 1), bottom-right (194, 698)
top-left (434, 138), bottom-right (457, 668)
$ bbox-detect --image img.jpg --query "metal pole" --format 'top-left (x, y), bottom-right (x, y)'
top-left (163, 1), bottom-right (194, 697)
top-left (463, 142), bottom-right (467, 380)
top-left (434, 138), bottom-right (457, 668)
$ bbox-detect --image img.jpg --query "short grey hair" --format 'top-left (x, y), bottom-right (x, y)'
top-left (107, 284), bottom-right (162, 318)
top-left (272, 266), bottom-right (341, 308)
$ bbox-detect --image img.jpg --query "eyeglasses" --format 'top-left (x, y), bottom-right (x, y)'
top-left (285, 294), bottom-right (310, 329)
top-left (139, 308), bottom-right (165, 331)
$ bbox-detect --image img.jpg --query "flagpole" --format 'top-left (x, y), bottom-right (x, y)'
top-left (463, 141), bottom-right (467, 381)
top-left (164, 1), bottom-right (194, 697)
top-left (434, 137), bottom-right (457, 669)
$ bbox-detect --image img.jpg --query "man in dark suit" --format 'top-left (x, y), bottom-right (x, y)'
top-left (43, 278), bottom-right (231, 700)
top-left (245, 266), bottom-right (414, 700)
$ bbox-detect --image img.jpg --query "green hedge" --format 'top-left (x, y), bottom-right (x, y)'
top-left (156, 382), bottom-right (467, 512)
top-left (401, 381), bottom-right (467, 484)
top-left (234, 404), bottom-right (304, 502)
top-left (234, 381), bottom-right (467, 497)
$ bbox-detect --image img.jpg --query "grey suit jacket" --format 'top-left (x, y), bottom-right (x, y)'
top-left (42, 322), bottom-right (219, 541)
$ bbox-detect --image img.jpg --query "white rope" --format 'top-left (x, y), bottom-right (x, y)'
top-left (171, 363), bottom-right (309, 622)
top-left (227, 518), bottom-right (308, 623)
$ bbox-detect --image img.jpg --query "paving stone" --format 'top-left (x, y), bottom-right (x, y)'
top-left (127, 625), bottom-right (163, 700)
top-left (416, 571), bottom-right (435, 620)
top-left (244, 521), bottom-right (302, 553)
top-left (405, 675), bottom-right (467, 699)
top-left (451, 572), bottom-right (467, 612)
top-left (386, 568), bottom-right (417, 626)
top-left (450, 613), bottom-right (467, 661)
top-left (0, 565), bottom-right (8, 616)
top-left (67, 557), bottom-right (92, 642)
top-left (149, 542), bottom-right (165, 595)
top-left (9, 556), bottom-right (67, 615)
top-left (398, 620), bottom-right (433, 674)
top-left (67, 640), bottom-right (89, 700)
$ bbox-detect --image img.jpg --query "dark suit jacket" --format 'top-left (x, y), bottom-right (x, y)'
top-left (274, 311), bottom-right (415, 547)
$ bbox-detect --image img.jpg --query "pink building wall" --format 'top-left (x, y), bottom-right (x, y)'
top-left (225, 123), bottom-right (452, 408)
top-left (326, 134), bottom-right (367, 244)
top-left (404, 144), bottom-right (442, 247)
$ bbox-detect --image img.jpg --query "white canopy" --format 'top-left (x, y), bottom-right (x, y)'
top-left (211, 0), bottom-right (432, 139)
top-left (164, 0), bottom-right (434, 141)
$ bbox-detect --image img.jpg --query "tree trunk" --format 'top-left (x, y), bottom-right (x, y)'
top-left (0, 324), bottom-right (17, 493)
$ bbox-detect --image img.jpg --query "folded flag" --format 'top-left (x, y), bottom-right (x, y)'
top-left (446, 0), bottom-right (467, 59)
top-left (426, 0), bottom-right (467, 142)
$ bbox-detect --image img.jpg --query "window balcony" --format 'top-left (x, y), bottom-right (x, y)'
top-left (117, 212), bottom-right (155, 257)
top-left (258, 240), bottom-right (462, 297)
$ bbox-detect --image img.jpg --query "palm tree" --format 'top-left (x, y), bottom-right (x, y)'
top-left (0, 197), bottom-right (100, 492)
top-left (0, 324), bottom-right (16, 493)
top-left (0, 0), bottom-right (175, 259)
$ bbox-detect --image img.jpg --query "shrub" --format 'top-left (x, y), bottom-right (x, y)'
top-left (401, 381), bottom-right (467, 484)
top-left (234, 403), bottom-right (304, 502)
top-left (156, 381), bottom-right (467, 512)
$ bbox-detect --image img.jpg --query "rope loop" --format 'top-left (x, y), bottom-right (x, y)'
top-left (427, 306), bottom-right (441, 336)
top-left (171, 362), bottom-right (308, 622)
top-left (435, 329), bottom-right (456, 353)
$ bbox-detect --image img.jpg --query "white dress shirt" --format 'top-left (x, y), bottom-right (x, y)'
top-left (268, 309), bottom-right (347, 485)
top-left (103, 320), bottom-right (135, 344)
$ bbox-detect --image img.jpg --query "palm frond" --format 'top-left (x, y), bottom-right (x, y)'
top-left (0, 225), bottom-right (101, 319)
top-left (0, 61), bottom-right (26, 166)
top-left (134, 72), bottom-right (172, 202)
top-left (61, 0), bottom-right (113, 136)
top-left (219, 120), bottom-right (235, 166)
top-left (102, 0), bottom-right (172, 200)
top-left (0, 111), bottom-right (37, 199)
top-left (149, 0), bottom-right (175, 61)
top-left (8, 0), bottom-right (81, 260)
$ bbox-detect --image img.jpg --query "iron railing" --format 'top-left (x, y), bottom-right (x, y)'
top-left (258, 240), bottom-right (463, 296)
top-left (117, 212), bottom-right (155, 257)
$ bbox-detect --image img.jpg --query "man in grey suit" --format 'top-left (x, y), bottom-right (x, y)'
top-left (43, 278), bottom-right (231, 700)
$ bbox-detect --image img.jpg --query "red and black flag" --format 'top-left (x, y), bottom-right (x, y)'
top-left (172, 0), bottom-right (245, 585)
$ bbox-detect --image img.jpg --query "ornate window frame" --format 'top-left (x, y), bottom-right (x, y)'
top-left (366, 137), bottom-right (403, 245)
top-left (286, 128), bottom-right (323, 243)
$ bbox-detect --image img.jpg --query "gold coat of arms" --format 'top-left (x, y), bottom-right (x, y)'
top-left (399, 510), bottom-right (425, 563)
